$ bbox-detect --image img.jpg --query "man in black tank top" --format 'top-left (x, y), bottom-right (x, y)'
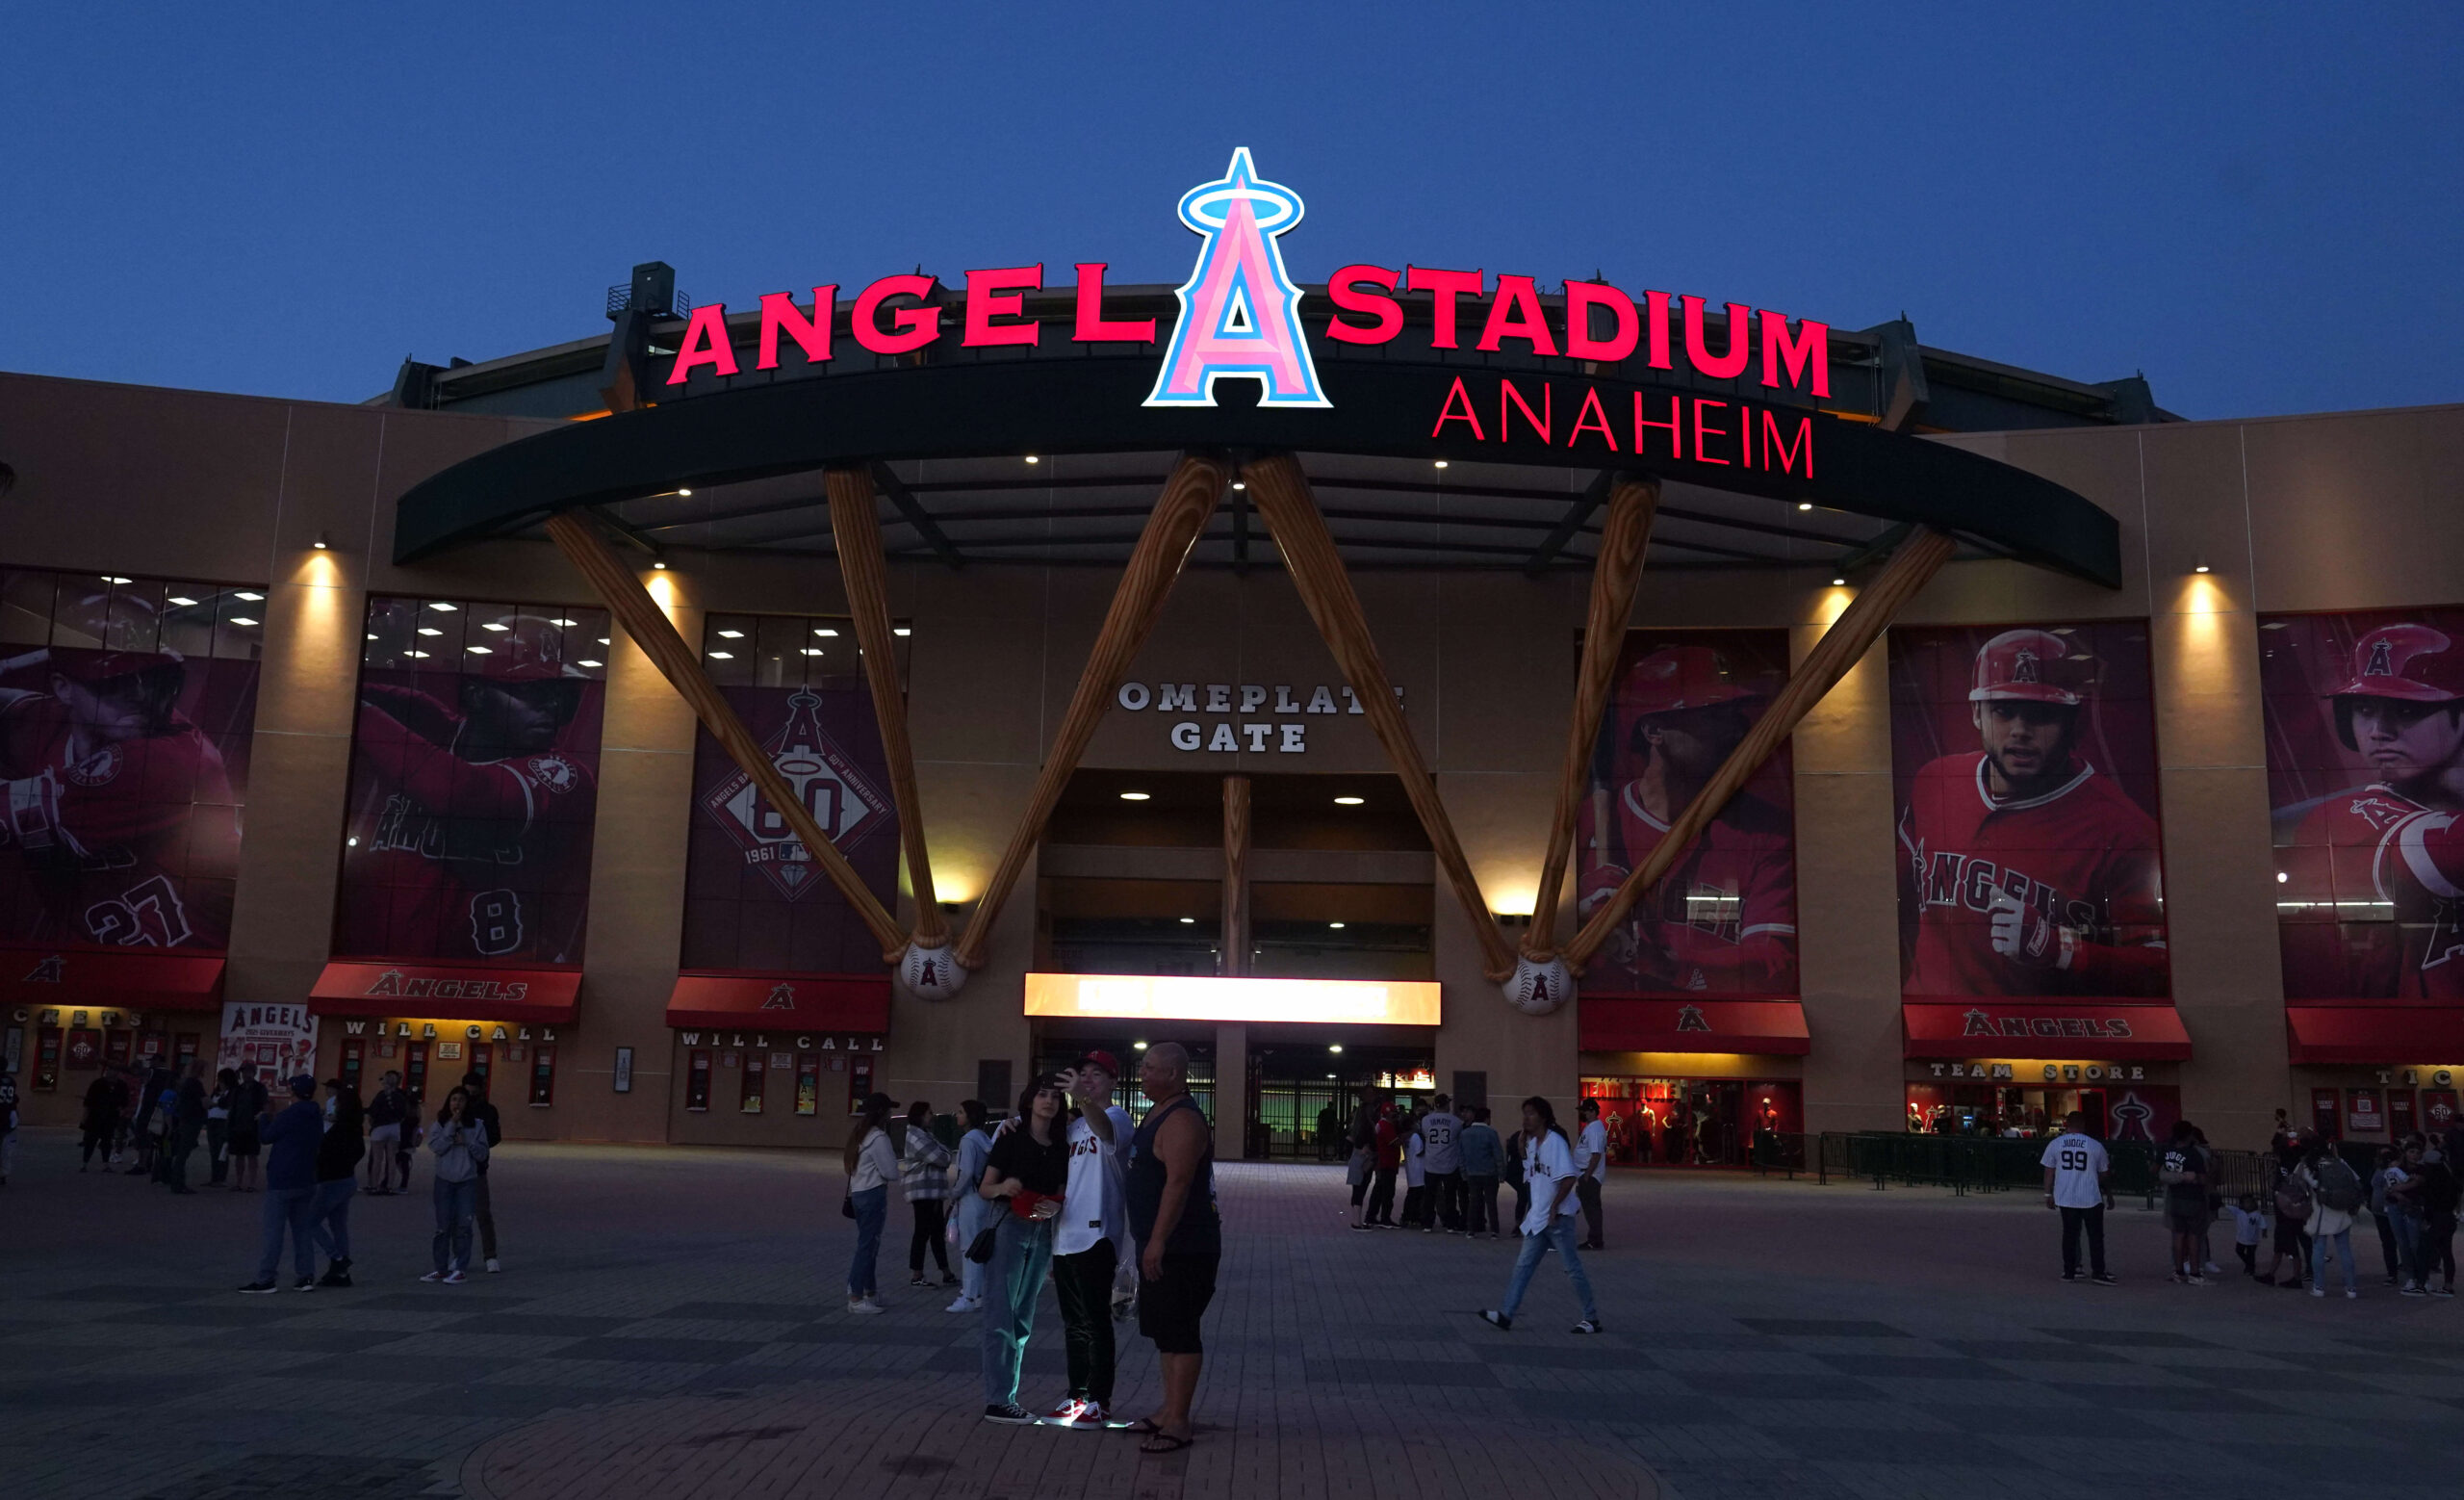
top-left (1123, 1042), bottom-right (1218, 1454)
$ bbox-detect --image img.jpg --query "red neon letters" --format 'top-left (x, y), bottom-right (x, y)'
top-left (757, 288), bottom-right (835, 371)
top-left (853, 273), bottom-right (941, 355)
top-left (1072, 264), bottom-right (1155, 343)
top-left (1324, 264), bottom-right (1403, 345)
top-left (1434, 376), bottom-right (1813, 477)
top-left (962, 265), bottom-right (1042, 347)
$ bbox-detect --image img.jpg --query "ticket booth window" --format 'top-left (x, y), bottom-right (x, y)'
top-left (849, 1059), bottom-right (873, 1115)
top-left (467, 1043), bottom-right (493, 1097)
top-left (2311, 1086), bottom-right (2340, 1140)
top-left (341, 1040), bottom-right (365, 1094)
top-left (66, 1027), bottom-right (100, 1072)
top-left (685, 1049), bottom-right (712, 1112)
top-left (528, 1046), bottom-right (555, 1106)
top-left (35, 1025), bottom-right (62, 1091)
top-left (139, 1030), bottom-right (167, 1064)
top-left (740, 1051), bottom-right (766, 1114)
top-left (174, 1032), bottom-right (200, 1069)
top-left (103, 1029), bottom-right (133, 1068)
top-left (795, 1053), bottom-right (819, 1117)
top-left (404, 1043), bottom-right (430, 1103)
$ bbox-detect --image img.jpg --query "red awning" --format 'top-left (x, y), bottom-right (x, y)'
top-left (310, 961), bottom-right (579, 1024)
top-left (1578, 998), bottom-right (1810, 1055)
top-left (0, 946), bottom-right (225, 1013)
top-left (666, 972), bottom-right (890, 1032)
top-left (2286, 1006), bottom-right (2464, 1065)
top-left (1903, 1002), bottom-right (2193, 1061)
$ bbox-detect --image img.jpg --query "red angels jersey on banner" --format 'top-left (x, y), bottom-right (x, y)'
top-left (0, 693), bottom-right (235, 947)
top-left (1899, 752), bottom-right (2168, 996)
top-left (1577, 781), bottom-right (1796, 994)
top-left (2283, 785), bottom-right (2464, 997)
top-left (344, 686), bottom-right (595, 963)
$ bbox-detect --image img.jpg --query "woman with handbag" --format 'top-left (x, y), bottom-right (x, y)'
top-left (976, 1073), bottom-right (1069, 1424)
top-left (842, 1092), bottom-right (901, 1315)
top-left (947, 1099), bottom-right (996, 1313)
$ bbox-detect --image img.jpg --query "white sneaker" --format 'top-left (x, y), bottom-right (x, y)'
top-left (2309, 1286), bottom-right (2325, 1298)
top-left (944, 1295), bottom-right (980, 1314)
top-left (485, 1258), bottom-right (501, 1273)
top-left (2201, 1261), bottom-right (2222, 1275)
top-left (2346, 1289), bottom-right (2359, 1299)
top-left (848, 1298), bottom-right (885, 1316)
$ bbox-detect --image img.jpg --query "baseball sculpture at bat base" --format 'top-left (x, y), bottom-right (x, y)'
top-left (1502, 953), bottom-right (1576, 1016)
top-left (897, 942), bottom-right (967, 999)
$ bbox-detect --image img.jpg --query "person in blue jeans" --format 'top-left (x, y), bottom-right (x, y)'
top-left (312, 1079), bottom-right (365, 1286)
top-left (842, 1093), bottom-right (901, 1314)
top-left (1479, 1097), bottom-right (1601, 1334)
top-left (977, 1073), bottom-right (1070, 1423)
top-left (421, 1087), bottom-right (491, 1284)
top-left (238, 1075), bottom-right (326, 1293)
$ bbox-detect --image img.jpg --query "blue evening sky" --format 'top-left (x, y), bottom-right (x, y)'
top-left (4, 3), bottom-right (2455, 418)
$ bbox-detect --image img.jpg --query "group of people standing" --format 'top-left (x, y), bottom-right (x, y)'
top-left (839, 1044), bottom-right (1219, 1453)
top-left (234, 1067), bottom-right (503, 1293)
top-left (1344, 1092), bottom-right (1611, 1253)
top-left (2040, 1109), bottom-right (2462, 1299)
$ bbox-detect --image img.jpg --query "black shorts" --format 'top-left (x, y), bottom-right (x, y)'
top-left (2166, 1200), bottom-right (2207, 1233)
top-left (2273, 1216), bottom-right (2305, 1254)
top-left (226, 1135), bottom-right (260, 1159)
top-left (1137, 1254), bottom-right (1219, 1356)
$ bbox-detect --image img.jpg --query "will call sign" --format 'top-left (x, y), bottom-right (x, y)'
top-left (661, 147), bottom-right (1830, 471)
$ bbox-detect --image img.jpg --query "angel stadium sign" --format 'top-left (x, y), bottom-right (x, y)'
top-left (660, 146), bottom-right (1833, 460)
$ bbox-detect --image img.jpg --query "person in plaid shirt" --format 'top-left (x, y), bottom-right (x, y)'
top-left (901, 1101), bottom-right (956, 1289)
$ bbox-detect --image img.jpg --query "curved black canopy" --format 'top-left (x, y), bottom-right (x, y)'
top-left (392, 353), bottom-right (2120, 586)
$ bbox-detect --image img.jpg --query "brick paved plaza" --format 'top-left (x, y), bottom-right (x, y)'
top-left (3, 1129), bottom-right (2460, 1500)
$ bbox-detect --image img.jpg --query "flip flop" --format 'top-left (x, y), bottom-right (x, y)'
top-left (1123, 1417), bottom-right (1166, 1435)
top-left (1138, 1432), bottom-right (1194, 1454)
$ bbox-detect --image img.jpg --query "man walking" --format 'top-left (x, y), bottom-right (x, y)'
top-left (2040, 1110), bottom-right (2117, 1285)
top-left (1421, 1094), bottom-right (1466, 1233)
top-left (1575, 1098), bottom-right (1609, 1250)
top-left (1460, 1106), bottom-right (1503, 1238)
top-left (1044, 1052), bottom-right (1133, 1431)
top-left (1480, 1097), bottom-right (1603, 1334)
top-left (1124, 1043), bottom-right (1218, 1455)
top-left (365, 1072), bottom-right (410, 1194)
top-left (239, 1076), bottom-right (325, 1293)
top-left (459, 1073), bottom-right (503, 1272)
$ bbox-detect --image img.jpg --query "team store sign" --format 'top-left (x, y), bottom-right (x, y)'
top-left (660, 147), bottom-right (1834, 444)
top-left (1114, 678), bottom-right (1398, 754)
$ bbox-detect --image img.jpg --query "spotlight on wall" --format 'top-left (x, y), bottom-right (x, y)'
top-left (2194, 563), bottom-right (2212, 574)
top-left (313, 532), bottom-right (330, 550)
top-left (653, 561), bottom-right (667, 570)
top-left (1831, 578), bottom-right (1846, 587)
top-left (1328, 1044), bottom-right (1344, 1054)
top-left (1432, 459), bottom-right (1449, 469)
top-left (1796, 502), bottom-right (1812, 511)
top-left (1133, 1040), bottom-right (1148, 1050)
top-left (1024, 454), bottom-right (1040, 465)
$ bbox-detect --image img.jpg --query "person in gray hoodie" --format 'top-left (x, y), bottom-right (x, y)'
top-left (421, 1086), bottom-right (490, 1284)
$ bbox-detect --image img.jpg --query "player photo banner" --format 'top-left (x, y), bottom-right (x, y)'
top-left (1889, 622), bottom-right (2169, 1000)
top-left (680, 670), bottom-right (899, 974)
top-left (0, 569), bottom-right (262, 953)
top-left (1576, 630), bottom-right (1798, 999)
top-left (334, 598), bottom-right (607, 967)
top-left (2261, 608), bottom-right (2464, 1003)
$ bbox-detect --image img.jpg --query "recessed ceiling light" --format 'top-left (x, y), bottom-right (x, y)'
top-left (893, 627), bottom-right (911, 637)
top-left (653, 561), bottom-right (667, 570)
top-left (549, 617), bottom-right (577, 627)
top-left (405, 650), bottom-right (429, 659)
top-left (598, 637), bottom-right (610, 645)
top-left (481, 622), bottom-right (509, 632)
top-left (708, 651), bottom-right (733, 659)
top-left (577, 659), bottom-right (603, 667)
top-left (814, 628), bottom-right (838, 637)
top-left (1119, 791), bottom-right (1151, 802)
top-left (1231, 481), bottom-right (1246, 491)
top-left (102, 575), bottom-right (132, 584)
top-left (1329, 1044), bottom-right (1344, 1054)
top-left (677, 488), bottom-right (692, 497)
top-left (467, 645), bottom-right (493, 655)
top-left (1432, 459), bottom-right (1449, 469)
top-left (227, 616), bottom-right (258, 626)
top-left (418, 628), bottom-right (442, 636)
top-left (1179, 917), bottom-right (1194, 924)
top-left (427, 601), bottom-right (454, 611)
top-left (167, 596), bottom-right (197, 607)
top-left (1333, 795), bottom-right (1364, 806)
top-left (2276, 871), bottom-right (2289, 883)
top-left (1328, 921), bottom-right (1346, 930)
top-left (801, 648), bottom-right (824, 656)
top-left (1024, 454), bottom-right (1040, 464)
top-left (1133, 1041), bottom-right (1148, 1050)
top-left (365, 633), bottom-right (377, 641)
top-left (718, 629), bottom-right (744, 638)
top-left (1831, 578), bottom-right (1846, 586)
top-left (2194, 564), bottom-right (2211, 574)
top-left (1797, 502), bottom-right (1813, 511)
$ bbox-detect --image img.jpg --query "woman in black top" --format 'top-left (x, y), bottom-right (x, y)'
top-left (312, 1081), bottom-right (366, 1286)
top-left (977, 1073), bottom-right (1068, 1425)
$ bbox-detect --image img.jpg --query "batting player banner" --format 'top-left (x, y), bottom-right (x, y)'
top-left (2262, 608), bottom-right (2464, 1007)
top-left (0, 567), bottom-right (262, 956)
top-left (334, 597), bottom-right (607, 967)
top-left (682, 615), bottom-right (900, 974)
top-left (1889, 622), bottom-right (2170, 1000)
top-left (1577, 630), bottom-right (1799, 999)
top-left (665, 971), bottom-right (890, 1032)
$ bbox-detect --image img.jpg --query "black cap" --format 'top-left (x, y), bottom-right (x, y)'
top-left (860, 1091), bottom-right (900, 1113)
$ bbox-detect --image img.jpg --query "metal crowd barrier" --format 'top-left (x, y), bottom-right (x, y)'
top-left (1786, 1133), bottom-right (2280, 1206)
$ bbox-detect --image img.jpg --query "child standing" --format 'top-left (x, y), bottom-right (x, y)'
top-left (2225, 1194), bottom-right (2269, 1277)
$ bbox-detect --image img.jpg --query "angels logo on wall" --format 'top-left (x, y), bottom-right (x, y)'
top-left (701, 689), bottom-right (889, 900)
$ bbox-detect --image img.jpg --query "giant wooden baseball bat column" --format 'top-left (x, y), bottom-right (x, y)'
top-left (1561, 524), bottom-right (1958, 973)
top-left (952, 454), bottom-right (1231, 970)
top-left (546, 508), bottom-right (910, 959)
top-left (1220, 774), bottom-right (1251, 977)
top-left (1240, 453), bottom-right (1524, 984)
top-left (1509, 476), bottom-right (1660, 1012)
top-left (824, 465), bottom-right (960, 996)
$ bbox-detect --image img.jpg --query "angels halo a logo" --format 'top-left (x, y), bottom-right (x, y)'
top-left (701, 689), bottom-right (890, 900)
top-left (1144, 147), bottom-right (1329, 410)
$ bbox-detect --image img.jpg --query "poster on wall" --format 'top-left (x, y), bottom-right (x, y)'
top-left (0, 571), bottom-right (262, 951)
top-left (216, 1000), bottom-right (317, 1080)
top-left (2261, 609), bottom-right (2464, 1001)
top-left (681, 613), bottom-right (898, 972)
top-left (1889, 623), bottom-right (2169, 998)
top-left (1575, 630), bottom-right (1797, 997)
top-left (334, 599), bottom-right (607, 966)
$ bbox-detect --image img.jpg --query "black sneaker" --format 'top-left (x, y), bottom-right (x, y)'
top-left (2091, 1273), bottom-right (2118, 1287)
top-left (983, 1403), bottom-right (1038, 1425)
top-left (911, 1275), bottom-right (929, 1287)
top-left (2060, 1271), bottom-right (2080, 1282)
top-left (294, 1276), bottom-right (317, 1293)
top-left (237, 1280), bottom-right (279, 1295)
top-left (942, 1273), bottom-right (959, 1287)
top-left (319, 1269), bottom-right (353, 1288)
top-left (1478, 1310), bottom-right (1512, 1332)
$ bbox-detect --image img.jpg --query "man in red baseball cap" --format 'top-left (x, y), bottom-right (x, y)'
top-left (2278, 623), bottom-right (2464, 997)
top-left (1575, 644), bottom-right (1796, 996)
top-left (0, 599), bottom-right (236, 948)
top-left (1897, 629), bottom-right (2167, 996)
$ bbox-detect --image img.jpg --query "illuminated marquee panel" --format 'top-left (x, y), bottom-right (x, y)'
top-left (1022, 972), bottom-right (1441, 1027)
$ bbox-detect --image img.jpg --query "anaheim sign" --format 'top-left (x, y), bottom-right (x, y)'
top-left (660, 147), bottom-right (1834, 433)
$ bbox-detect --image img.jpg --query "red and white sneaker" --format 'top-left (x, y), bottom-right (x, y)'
top-left (1040, 1396), bottom-right (1085, 1427)
top-left (1064, 1400), bottom-right (1109, 1431)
